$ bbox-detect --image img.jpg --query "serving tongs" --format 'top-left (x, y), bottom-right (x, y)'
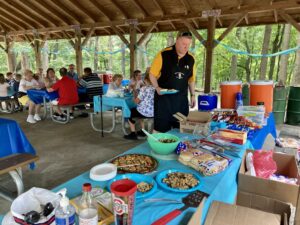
top-left (151, 190), bottom-right (208, 225)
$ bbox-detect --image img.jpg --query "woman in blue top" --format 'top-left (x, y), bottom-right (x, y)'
top-left (124, 73), bottom-right (155, 140)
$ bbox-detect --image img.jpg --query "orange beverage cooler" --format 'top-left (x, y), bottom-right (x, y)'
top-left (250, 80), bottom-right (274, 113)
top-left (220, 81), bottom-right (242, 109)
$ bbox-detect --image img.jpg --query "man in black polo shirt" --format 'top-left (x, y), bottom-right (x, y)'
top-left (149, 30), bottom-right (196, 132)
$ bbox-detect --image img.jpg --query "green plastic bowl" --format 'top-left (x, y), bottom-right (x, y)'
top-left (147, 133), bottom-right (180, 155)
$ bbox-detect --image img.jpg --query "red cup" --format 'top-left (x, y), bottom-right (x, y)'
top-left (111, 179), bottom-right (137, 225)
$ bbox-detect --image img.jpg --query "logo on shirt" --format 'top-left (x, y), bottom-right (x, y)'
top-left (175, 72), bottom-right (185, 80)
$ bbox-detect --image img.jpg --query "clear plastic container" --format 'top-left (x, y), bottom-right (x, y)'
top-left (237, 105), bottom-right (265, 125)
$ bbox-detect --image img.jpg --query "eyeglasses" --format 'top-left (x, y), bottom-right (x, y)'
top-left (178, 31), bottom-right (192, 38)
top-left (23, 203), bottom-right (54, 224)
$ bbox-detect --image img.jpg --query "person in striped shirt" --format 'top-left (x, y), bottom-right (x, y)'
top-left (79, 67), bottom-right (103, 102)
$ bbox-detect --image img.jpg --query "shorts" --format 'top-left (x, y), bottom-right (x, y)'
top-left (129, 108), bottom-right (147, 124)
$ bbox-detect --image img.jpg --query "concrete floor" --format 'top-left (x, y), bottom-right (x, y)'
top-left (0, 110), bottom-right (144, 214)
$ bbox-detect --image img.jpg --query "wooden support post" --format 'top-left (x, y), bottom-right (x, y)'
top-left (204, 16), bottom-right (216, 94)
top-left (129, 24), bottom-right (136, 76)
top-left (278, 11), bottom-right (300, 32)
top-left (75, 28), bottom-right (83, 76)
top-left (4, 35), bottom-right (14, 72)
top-left (33, 38), bottom-right (42, 70)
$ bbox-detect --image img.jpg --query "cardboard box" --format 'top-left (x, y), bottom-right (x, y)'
top-left (204, 201), bottom-right (281, 225)
top-left (237, 191), bottom-right (291, 225)
top-left (173, 111), bottom-right (211, 134)
top-left (239, 149), bottom-right (300, 224)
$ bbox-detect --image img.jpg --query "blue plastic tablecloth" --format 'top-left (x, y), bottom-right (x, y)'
top-left (93, 95), bottom-right (136, 118)
top-left (247, 113), bottom-right (277, 149)
top-left (27, 89), bottom-right (59, 104)
top-left (0, 118), bottom-right (36, 169)
top-left (53, 130), bottom-right (253, 225)
top-left (27, 87), bottom-right (87, 105)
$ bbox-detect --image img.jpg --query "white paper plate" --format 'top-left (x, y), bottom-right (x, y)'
top-left (90, 163), bottom-right (117, 181)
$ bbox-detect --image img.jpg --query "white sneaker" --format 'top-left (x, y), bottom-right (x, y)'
top-left (27, 115), bottom-right (36, 124)
top-left (34, 114), bottom-right (41, 121)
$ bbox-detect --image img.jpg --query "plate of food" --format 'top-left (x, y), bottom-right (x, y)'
top-left (160, 89), bottom-right (179, 95)
top-left (111, 154), bottom-right (158, 174)
top-left (107, 173), bottom-right (157, 199)
top-left (155, 169), bottom-right (201, 193)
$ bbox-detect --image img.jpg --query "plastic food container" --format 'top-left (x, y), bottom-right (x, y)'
top-left (237, 106), bottom-right (265, 126)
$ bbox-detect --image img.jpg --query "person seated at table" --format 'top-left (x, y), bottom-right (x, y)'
top-left (106, 74), bottom-right (123, 97)
top-left (129, 70), bottom-right (144, 92)
top-left (44, 68), bottom-right (58, 88)
top-left (33, 73), bottom-right (45, 88)
top-left (13, 74), bottom-right (22, 110)
top-left (0, 73), bottom-right (11, 111)
top-left (78, 67), bottom-right (102, 102)
top-left (6, 72), bottom-right (15, 87)
top-left (124, 73), bottom-right (155, 140)
top-left (67, 64), bottom-right (79, 81)
top-left (47, 67), bottom-right (79, 121)
top-left (19, 70), bottom-right (42, 124)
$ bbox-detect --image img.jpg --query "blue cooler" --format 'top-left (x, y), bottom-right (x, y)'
top-left (198, 94), bottom-right (218, 111)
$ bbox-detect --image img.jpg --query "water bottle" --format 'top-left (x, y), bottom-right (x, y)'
top-left (55, 194), bottom-right (76, 225)
top-left (236, 92), bottom-right (243, 109)
top-left (78, 183), bottom-right (98, 225)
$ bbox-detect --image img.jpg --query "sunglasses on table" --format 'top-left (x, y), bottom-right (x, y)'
top-left (23, 202), bottom-right (54, 224)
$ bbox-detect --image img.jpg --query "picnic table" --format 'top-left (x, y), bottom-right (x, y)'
top-left (0, 118), bottom-right (38, 202)
top-left (91, 95), bottom-right (136, 134)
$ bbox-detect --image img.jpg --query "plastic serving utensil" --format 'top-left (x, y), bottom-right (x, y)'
top-left (142, 129), bottom-right (159, 142)
top-left (151, 190), bottom-right (208, 225)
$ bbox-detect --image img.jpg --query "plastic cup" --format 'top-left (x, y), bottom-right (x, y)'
top-left (110, 179), bottom-right (137, 225)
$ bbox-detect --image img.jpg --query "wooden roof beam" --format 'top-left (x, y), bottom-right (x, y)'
top-left (136, 25), bottom-right (142, 33)
top-left (89, 0), bottom-right (112, 21)
top-left (180, 0), bottom-right (192, 14)
top-left (182, 20), bottom-right (206, 47)
top-left (152, 0), bottom-right (165, 16)
top-left (137, 22), bottom-right (157, 46)
top-left (111, 25), bottom-right (130, 46)
top-left (81, 26), bottom-right (95, 47)
top-left (51, 0), bottom-right (82, 24)
top-left (2, 0), bottom-right (46, 28)
top-left (130, 0), bottom-right (149, 17)
top-left (34, 1), bottom-right (70, 25)
top-left (110, 0), bottom-right (129, 19)
top-left (244, 14), bottom-right (249, 25)
top-left (103, 28), bottom-right (112, 35)
top-left (216, 13), bottom-right (247, 44)
top-left (0, 23), bottom-right (5, 32)
top-left (274, 10), bottom-right (278, 22)
top-left (16, 0), bottom-right (58, 27)
top-left (0, 6), bottom-right (33, 29)
top-left (67, 0), bottom-right (96, 22)
top-left (169, 21), bottom-right (177, 30)
top-left (117, 26), bottom-right (126, 34)
top-left (24, 34), bottom-right (34, 48)
top-left (62, 31), bottom-right (75, 48)
top-left (217, 18), bottom-right (223, 27)
top-left (192, 19), bottom-right (199, 29)
top-left (0, 17), bottom-right (19, 31)
top-left (278, 11), bottom-right (300, 32)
